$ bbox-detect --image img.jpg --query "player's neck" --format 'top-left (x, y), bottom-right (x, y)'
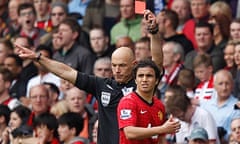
top-left (136, 90), bottom-right (153, 104)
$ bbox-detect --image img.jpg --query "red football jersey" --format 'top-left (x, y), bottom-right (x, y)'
top-left (117, 92), bottom-right (166, 144)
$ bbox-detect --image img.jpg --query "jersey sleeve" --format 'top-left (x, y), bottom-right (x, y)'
top-left (117, 95), bottom-right (137, 129)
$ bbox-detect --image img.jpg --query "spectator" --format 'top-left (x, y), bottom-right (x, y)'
top-left (200, 70), bottom-right (240, 140)
top-left (184, 22), bottom-right (226, 72)
top-left (26, 45), bottom-right (60, 97)
top-left (9, 105), bottom-right (31, 129)
top-left (4, 54), bottom-right (27, 99)
top-left (192, 54), bottom-right (214, 103)
top-left (59, 78), bottom-right (74, 98)
top-left (65, 87), bottom-right (97, 141)
top-left (91, 119), bottom-right (98, 144)
top-left (0, 105), bottom-right (11, 142)
top-left (208, 1), bottom-right (232, 52)
top-left (93, 57), bottom-right (112, 78)
top-left (17, 3), bottom-right (46, 47)
top-left (183, 0), bottom-right (210, 48)
top-left (156, 9), bottom-right (194, 55)
top-left (234, 41), bottom-right (240, 99)
top-left (0, 0), bottom-right (8, 23)
top-left (0, 39), bottom-right (14, 66)
top-left (115, 36), bottom-right (135, 50)
top-left (134, 37), bottom-right (151, 62)
top-left (188, 127), bottom-right (209, 144)
top-left (33, 0), bottom-right (52, 32)
top-left (50, 1), bottom-right (68, 28)
top-left (13, 36), bottom-right (38, 104)
top-left (34, 113), bottom-right (59, 144)
top-left (230, 117), bottom-right (240, 143)
top-left (53, 17), bottom-right (95, 74)
top-left (165, 85), bottom-right (219, 144)
top-left (117, 59), bottom-right (180, 144)
top-left (2, 0), bottom-right (21, 40)
top-left (82, 0), bottom-right (120, 35)
top-left (230, 19), bottom-right (240, 41)
top-left (89, 27), bottom-right (115, 59)
top-left (15, 9), bottom-right (164, 144)
top-left (159, 41), bottom-right (184, 99)
top-left (171, 0), bottom-right (191, 33)
top-left (58, 112), bottom-right (88, 144)
top-left (39, 1), bottom-right (68, 51)
top-left (209, 1), bottom-right (232, 22)
top-left (43, 82), bottom-right (60, 105)
top-left (224, 40), bottom-right (237, 78)
top-left (1, 105), bottom-right (31, 144)
top-left (0, 68), bottom-right (20, 110)
top-left (28, 84), bottom-right (50, 125)
top-left (110, 0), bottom-right (141, 45)
top-left (176, 69), bottom-right (196, 99)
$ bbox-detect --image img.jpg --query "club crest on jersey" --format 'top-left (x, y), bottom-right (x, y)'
top-left (101, 92), bottom-right (111, 106)
top-left (120, 109), bottom-right (131, 120)
top-left (158, 111), bottom-right (163, 120)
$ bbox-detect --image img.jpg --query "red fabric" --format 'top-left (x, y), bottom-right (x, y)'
top-left (182, 19), bottom-right (198, 49)
top-left (167, 0), bottom-right (174, 9)
top-left (50, 138), bottom-right (60, 144)
top-left (118, 92), bottom-right (166, 144)
top-left (27, 112), bottom-right (35, 126)
top-left (194, 76), bottom-right (214, 100)
top-left (87, 94), bottom-right (98, 112)
top-left (2, 97), bottom-right (13, 106)
top-left (35, 19), bottom-right (52, 32)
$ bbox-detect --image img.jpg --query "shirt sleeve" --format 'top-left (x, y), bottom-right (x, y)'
top-left (117, 95), bottom-right (137, 129)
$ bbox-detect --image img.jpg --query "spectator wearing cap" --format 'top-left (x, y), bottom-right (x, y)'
top-left (188, 127), bottom-right (209, 144)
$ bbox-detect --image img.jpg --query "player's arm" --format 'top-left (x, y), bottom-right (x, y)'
top-left (15, 43), bottom-right (77, 84)
top-left (144, 10), bottom-right (164, 71)
top-left (123, 116), bottom-right (180, 140)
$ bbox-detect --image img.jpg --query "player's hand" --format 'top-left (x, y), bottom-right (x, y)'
top-left (161, 114), bottom-right (181, 134)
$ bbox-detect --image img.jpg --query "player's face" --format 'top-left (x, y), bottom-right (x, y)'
top-left (135, 67), bottom-right (158, 94)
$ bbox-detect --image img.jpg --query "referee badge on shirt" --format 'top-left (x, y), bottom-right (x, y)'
top-left (120, 109), bottom-right (132, 120)
top-left (101, 92), bottom-right (111, 107)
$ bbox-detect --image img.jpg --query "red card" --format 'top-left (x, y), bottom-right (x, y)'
top-left (135, 0), bottom-right (146, 14)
